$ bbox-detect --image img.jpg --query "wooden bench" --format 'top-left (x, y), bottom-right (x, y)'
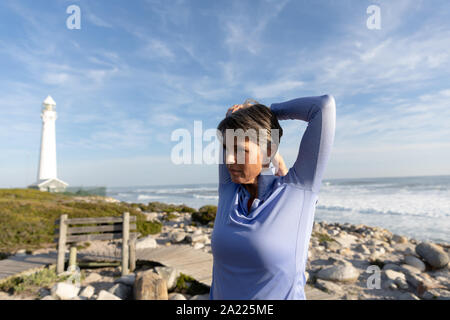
top-left (54, 212), bottom-right (139, 276)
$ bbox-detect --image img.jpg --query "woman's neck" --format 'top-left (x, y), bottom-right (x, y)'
top-left (243, 180), bottom-right (258, 199)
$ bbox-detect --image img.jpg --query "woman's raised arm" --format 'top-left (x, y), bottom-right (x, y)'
top-left (270, 95), bottom-right (336, 193)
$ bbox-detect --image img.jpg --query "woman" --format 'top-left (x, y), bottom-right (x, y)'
top-left (210, 94), bottom-right (336, 299)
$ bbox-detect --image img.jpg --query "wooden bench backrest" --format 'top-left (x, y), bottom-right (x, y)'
top-left (54, 215), bottom-right (138, 244)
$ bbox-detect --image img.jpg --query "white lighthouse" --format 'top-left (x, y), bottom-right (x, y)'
top-left (28, 96), bottom-right (68, 192)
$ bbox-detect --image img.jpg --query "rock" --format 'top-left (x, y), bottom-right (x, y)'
top-left (383, 270), bottom-right (409, 290)
top-left (136, 236), bottom-right (158, 250)
top-left (79, 285), bottom-right (95, 299)
top-left (51, 282), bottom-right (80, 300)
top-left (384, 270), bottom-right (406, 282)
top-left (169, 293), bottom-right (187, 300)
top-left (97, 290), bottom-right (122, 300)
top-left (186, 234), bottom-right (208, 243)
top-left (398, 292), bottom-right (420, 300)
top-left (315, 279), bottom-right (343, 294)
top-left (154, 266), bottom-right (180, 291)
top-left (354, 244), bottom-right (370, 254)
top-left (382, 263), bottom-right (402, 272)
top-left (38, 288), bottom-right (51, 298)
top-left (144, 212), bottom-right (158, 222)
top-left (114, 274), bottom-right (136, 286)
top-left (400, 264), bottom-right (422, 274)
top-left (134, 270), bottom-right (168, 300)
top-left (392, 234), bottom-right (408, 244)
top-left (108, 283), bottom-right (132, 300)
top-left (334, 234), bottom-right (358, 248)
top-left (421, 288), bottom-right (450, 300)
top-left (41, 295), bottom-right (56, 300)
top-left (170, 231), bottom-right (187, 243)
top-left (327, 229), bottom-right (339, 236)
top-left (190, 294), bottom-right (210, 300)
top-left (369, 247), bottom-right (386, 260)
top-left (316, 264), bottom-right (360, 282)
top-left (194, 243), bottom-right (205, 250)
top-left (193, 229), bottom-right (203, 235)
top-left (404, 255), bottom-right (426, 272)
top-left (324, 241), bottom-right (341, 252)
top-left (393, 242), bottom-right (416, 255)
top-left (83, 272), bottom-right (102, 283)
top-left (15, 249), bottom-right (27, 257)
top-left (416, 242), bottom-right (449, 269)
top-left (338, 247), bottom-right (353, 256)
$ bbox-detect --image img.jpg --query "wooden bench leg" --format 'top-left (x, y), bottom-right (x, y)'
top-left (129, 238), bottom-right (136, 272)
top-left (69, 245), bottom-right (77, 269)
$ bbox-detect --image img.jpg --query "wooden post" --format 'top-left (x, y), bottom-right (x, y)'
top-left (129, 236), bottom-right (136, 272)
top-left (121, 212), bottom-right (130, 276)
top-left (57, 214), bottom-right (68, 274)
top-left (69, 245), bottom-right (77, 268)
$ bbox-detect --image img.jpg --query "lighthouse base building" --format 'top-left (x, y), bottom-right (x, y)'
top-left (28, 178), bottom-right (68, 193)
top-left (28, 95), bottom-right (68, 193)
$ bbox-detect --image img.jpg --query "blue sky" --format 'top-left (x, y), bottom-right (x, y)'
top-left (0, 0), bottom-right (449, 187)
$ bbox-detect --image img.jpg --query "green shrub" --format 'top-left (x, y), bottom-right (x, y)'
top-left (174, 273), bottom-right (210, 296)
top-left (0, 267), bottom-right (76, 296)
top-left (145, 202), bottom-right (196, 214)
top-left (191, 205), bottom-right (217, 225)
top-left (163, 213), bottom-right (178, 221)
top-left (312, 232), bottom-right (335, 243)
top-left (137, 220), bottom-right (162, 235)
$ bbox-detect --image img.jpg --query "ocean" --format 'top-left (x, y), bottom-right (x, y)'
top-left (106, 175), bottom-right (450, 244)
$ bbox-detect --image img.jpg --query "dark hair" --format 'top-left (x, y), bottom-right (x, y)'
top-left (217, 104), bottom-right (283, 156)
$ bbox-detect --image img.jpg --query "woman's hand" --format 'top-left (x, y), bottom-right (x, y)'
top-left (272, 152), bottom-right (288, 176)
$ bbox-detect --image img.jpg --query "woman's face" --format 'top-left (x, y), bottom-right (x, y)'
top-left (224, 136), bottom-right (271, 184)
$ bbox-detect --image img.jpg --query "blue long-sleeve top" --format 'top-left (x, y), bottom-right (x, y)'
top-left (210, 94), bottom-right (336, 300)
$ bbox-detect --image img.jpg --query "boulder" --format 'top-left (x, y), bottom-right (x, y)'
top-left (190, 294), bottom-right (210, 300)
top-left (108, 283), bottom-right (132, 299)
top-left (315, 279), bottom-right (343, 294)
top-left (170, 231), bottom-right (187, 243)
top-left (51, 282), bottom-right (80, 300)
top-left (79, 285), bottom-right (95, 299)
top-left (186, 234), bottom-right (209, 243)
top-left (83, 272), bottom-right (102, 283)
top-left (136, 236), bottom-right (158, 250)
top-left (416, 242), bottom-right (449, 269)
top-left (398, 292), bottom-right (420, 300)
top-left (169, 293), bottom-right (187, 300)
top-left (392, 234), bottom-right (408, 244)
top-left (154, 266), bottom-right (180, 291)
top-left (354, 244), bottom-right (370, 254)
top-left (134, 270), bottom-right (168, 300)
top-left (194, 243), bottom-right (205, 250)
top-left (383, 270), bottom-right (408, 289)
top-left (114, 274), bottom-right (136, 286)
top-left (97, 290), bottom-right (121, 300)
top-left (334, 234), bottom-right (358, 248)
top-left (316, 264), bottom-right (360, 282)
top-left (404, 255), bottom-right (426, 272)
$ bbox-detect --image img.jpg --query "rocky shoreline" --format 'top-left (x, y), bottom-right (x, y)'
top-left (1, 204), bottom-right (449, 300)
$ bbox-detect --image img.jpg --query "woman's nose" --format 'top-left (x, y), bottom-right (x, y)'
top-left (226, 152), bottom-right (236, 164)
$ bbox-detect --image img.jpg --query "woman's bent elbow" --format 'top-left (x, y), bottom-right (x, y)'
top-left (321, 94), bottom-right (336, 112)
